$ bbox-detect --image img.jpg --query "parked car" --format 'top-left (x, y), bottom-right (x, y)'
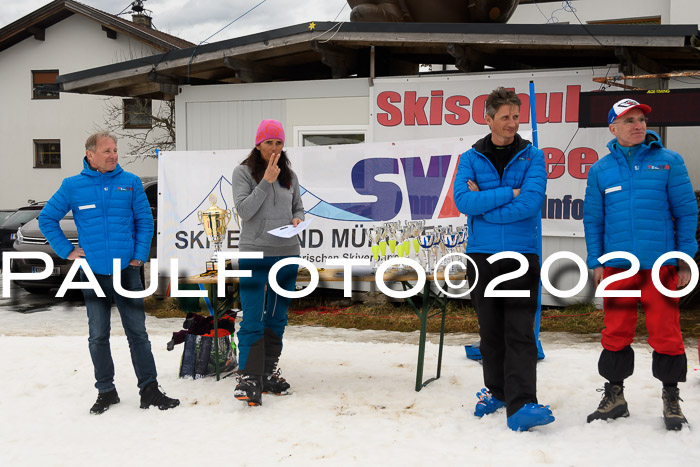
top-left (10, 215), bottom-right (78, 294)
top-left (9, 178), bottom-right (158, 294)
top-left (0, 202), bottom-right (45, 270)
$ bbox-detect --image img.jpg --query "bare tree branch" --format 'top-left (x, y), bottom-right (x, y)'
top-left (98, 97), bottom-right (175, 161)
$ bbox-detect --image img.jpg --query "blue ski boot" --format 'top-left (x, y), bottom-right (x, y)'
top-left (507, 403), bottom-right (555, 431)
top-left (474, 388), bottom-right (506, 417)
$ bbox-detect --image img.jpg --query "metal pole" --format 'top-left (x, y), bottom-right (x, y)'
top-left (529, 80), bottom-right (545, 360)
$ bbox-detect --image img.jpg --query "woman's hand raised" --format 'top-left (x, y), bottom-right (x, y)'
top-left (263, 153), bottom-right (281, 183)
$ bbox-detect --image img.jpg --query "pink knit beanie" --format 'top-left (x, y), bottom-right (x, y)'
top-left (255, 119), bottom-right (285, 146)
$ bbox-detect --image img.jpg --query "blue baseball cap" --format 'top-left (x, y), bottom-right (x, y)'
top-left (608, 99), bottom-right (652, 124)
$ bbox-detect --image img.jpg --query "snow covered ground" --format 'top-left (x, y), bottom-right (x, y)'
top-left (1, 298), bottom-right (699, 467)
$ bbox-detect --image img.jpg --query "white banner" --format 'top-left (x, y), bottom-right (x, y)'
top-left (158, 136), bottom-right (483, 277)
top-left (371, 69), bottom-right (613, 236)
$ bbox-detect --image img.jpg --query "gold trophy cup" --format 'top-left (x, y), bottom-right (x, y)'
top-left (197, 194), bottom-right (232, 271)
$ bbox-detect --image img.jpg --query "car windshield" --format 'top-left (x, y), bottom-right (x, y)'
top-left (0, 211), bottom-right (15, 224)
top-left (2, 210), bottom-right (41, 228)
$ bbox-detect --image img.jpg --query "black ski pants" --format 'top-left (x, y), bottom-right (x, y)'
top-left (467, 253), bottom-right (540, 417)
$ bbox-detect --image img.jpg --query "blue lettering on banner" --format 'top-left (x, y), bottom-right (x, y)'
top-left (328, 155), bottom-right (453, 222)
top-left (329, 158), bottom-right (402, 221)
top-left (541, 195), bottom-right (584, 220)
top-left (401, 155), bottom-right (451, 220)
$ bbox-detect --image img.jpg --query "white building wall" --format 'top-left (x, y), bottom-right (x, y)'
top-left (669, 0), bottom-right (700, 25)
top-left (0, 14), bottom-right (161, 208)
top-left (511, 0), bottom-right (699, 32)
top-left (511, 0), bottom-right (674, 24)
top-left (176, 78), bottom-right (370, 151)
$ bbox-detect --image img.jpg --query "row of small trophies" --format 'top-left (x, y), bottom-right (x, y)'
top-left (197, 194), bottom-right (470, 276)
top-left (369, 221), bottom-right (468, 274)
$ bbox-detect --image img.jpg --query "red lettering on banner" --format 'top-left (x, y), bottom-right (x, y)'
top-left (568, 147), bottom-right (598, 179)
top-left (377, 91), bottom-right (402, 126)
top-left (445, 95), bottom-right (470, 125)
top-left (544, 148), bottom-right (565, 179)
top-left (565, 85), bottom-right (581, 123)
top-left (438, 153), bottom-right (464, 218)
top-left (536, 92), bottom-right (563, 123)
top-left (472, 94), bottom-right (488, 125)
top-left (430, 90), bottom-right (443, 125)
top-left (374, 86), bottom-right (582, 127)
top-left (517, 93), bottom-right (531, 124)
top-left (405, 91), bottom-right (429, 125)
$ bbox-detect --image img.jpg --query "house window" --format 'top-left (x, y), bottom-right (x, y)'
top-left (124, 98), bottom-right (152, 129)
top-left (588, 16), bottom-right (661, 25)
top-left (32, 70), bottom-right (59, 99)
top-left (295, 125), bottom-right (368, 147)
top-left (302, 134), bottom-right (365, 146)
top-left (34, 140), bottom-right (61, 168)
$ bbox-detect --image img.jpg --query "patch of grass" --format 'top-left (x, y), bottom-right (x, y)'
top-left (144, 296), bottom-right (188, 319)
top-left (143, 295), bottom-right (700, 338)
top-left (287, 298), bottom-right (480, 333)
top-left (539, 302), bottom-right (603, 334)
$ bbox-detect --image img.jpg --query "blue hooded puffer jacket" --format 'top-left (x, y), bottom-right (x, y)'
top-left (583, 130), bottom-right (698, 270)
top-left (39, 158), bottom-right (153, 275)
top-left (454, 135), bottom-right (547, 254)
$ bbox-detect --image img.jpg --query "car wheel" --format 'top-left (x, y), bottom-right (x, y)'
top-left (22, 287), bottom-right (52, 295)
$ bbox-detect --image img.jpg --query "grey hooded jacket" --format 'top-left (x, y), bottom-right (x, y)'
top-left (232, 164), bottom-right (305, 256)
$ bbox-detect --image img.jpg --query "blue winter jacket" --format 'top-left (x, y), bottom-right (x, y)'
top-left (454, 135), bottom-right (547, 254)
top-left (39, 159), bottom-right (153, 275)
top-left (583, 131), bottom-right (698, 270)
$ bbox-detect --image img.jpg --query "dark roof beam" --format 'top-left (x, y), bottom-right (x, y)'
top-left (223, 57), bottom-right (284, 83)
top-left (158, 83), bottom-right (178, 98)
top-left (615, 46), bottom-right (665, 75)
top-left (447, 43), bottom-right (485, 72)
top-left (372, 47), bottom-right (419, 76)
top-left (101, 25), bottom-right (117, 40)
top-left (81, 77), bottom-right (139, 95)
top-left (615, 46), bottom-right (635, 76)
top-left (311, 40), bottom-right (358, 79)
top-left (124, 82), bottom-right (178, 99)
top-left (27, 26), bottom-right (45, 41)
top-left (147, 69), bottom-right (180, 85)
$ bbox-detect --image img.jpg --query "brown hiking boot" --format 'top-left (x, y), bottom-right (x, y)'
top-left (662, 387), bottom-right (688, 431)
top-left (587, 383), bottom-right (629, 423)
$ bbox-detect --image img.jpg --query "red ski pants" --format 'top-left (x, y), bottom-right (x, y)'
top-left (601, 265), bottom-right (685, 356)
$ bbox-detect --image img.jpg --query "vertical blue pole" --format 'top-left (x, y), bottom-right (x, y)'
top-left (529, 80), bottom-right (545, 360)
top-left (529, 81), bottom-right (539, 148)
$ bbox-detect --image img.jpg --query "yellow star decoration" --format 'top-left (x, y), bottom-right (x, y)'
top-left (308, 22), bottom-right (316, 31)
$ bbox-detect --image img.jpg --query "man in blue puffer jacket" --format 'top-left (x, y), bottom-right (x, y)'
top-left (454, 87), bottom-right (553, 431)
top-left (39, 131), bottom-right (179, 414)
top-left (584, 99), bottom-right (697, 431)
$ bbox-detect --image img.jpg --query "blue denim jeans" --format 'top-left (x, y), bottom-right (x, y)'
top-left (81, 266), bottom-right (157, 394)
top-left (237, 256), bottom-right (298, 374)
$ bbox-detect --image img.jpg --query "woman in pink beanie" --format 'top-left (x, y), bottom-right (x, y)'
top-left (231, 119), bottom-right (305, 406)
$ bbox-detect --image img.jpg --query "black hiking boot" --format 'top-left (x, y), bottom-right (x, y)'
top-left (139, 382), bottom-right (180, 410)
top-left (90, 389), bottom-right (120, 415)
top-left (263, 368), bottom-right (291, 395)
top-left (587, 383), bottom-right (629, 423)
top-left (662, 387), bottom-right (688, 431)
top-left (234, 374), bottom-right (263, 406)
